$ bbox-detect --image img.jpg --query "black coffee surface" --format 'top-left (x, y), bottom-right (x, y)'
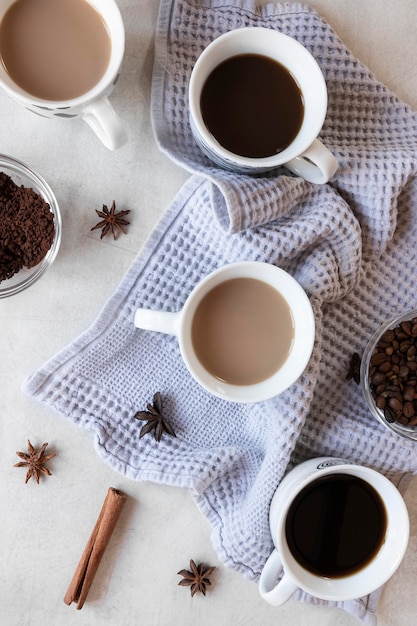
top-left (285, 474), bottom-right (387, 578)
top-left (200, 53), bottom-right (304, 158)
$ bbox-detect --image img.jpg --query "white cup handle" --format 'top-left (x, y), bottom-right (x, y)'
top-left (82, 96), bottom-right (128, 150)
top-left (284, 138), bottom-right (338, 184)
top-left (134, 309), bottom-right (181, 336)
top-left (259, 549), bottom-right (299, 606)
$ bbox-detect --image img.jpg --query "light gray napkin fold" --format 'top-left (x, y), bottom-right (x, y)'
top-left (24, 1), bottom-right (417, 624)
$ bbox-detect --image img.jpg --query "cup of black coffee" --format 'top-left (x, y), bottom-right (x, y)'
top-left (189, 27), bottom-right (337, 183)
top-left (259, 457), bottom-right (409, 605)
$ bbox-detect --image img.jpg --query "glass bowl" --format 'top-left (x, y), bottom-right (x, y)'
top-left (360, 309), bottom-right (417, 441)
top-left (0, 154), bottom-right (61, 298)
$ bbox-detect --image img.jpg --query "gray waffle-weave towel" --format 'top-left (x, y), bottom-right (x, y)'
top-left (25, 1), bottom-right (417, 623)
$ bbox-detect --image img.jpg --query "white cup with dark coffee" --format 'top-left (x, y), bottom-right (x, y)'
top-left (134, 261), bottom-right (315, 403)
top-left (189, 27), bottom-right (338, 183)
top-left (0, 0), bottom-right (128, 150)
top-left (259, 457), bottom-right (409, 605)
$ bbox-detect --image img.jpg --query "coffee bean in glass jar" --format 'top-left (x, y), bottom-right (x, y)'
top-left (368, 316), bottom-right (417, 427)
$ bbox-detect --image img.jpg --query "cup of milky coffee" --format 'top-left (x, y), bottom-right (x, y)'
top-left (259, 457), bottom-right (409, 605)
top-left (134, 261), bottom-right (315, 403)
top-left (0, 0), bottom-right (127, 150)
top-left (189, 27), bottom-right (338, 183)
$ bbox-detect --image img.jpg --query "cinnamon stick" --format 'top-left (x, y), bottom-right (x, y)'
top-left (64, 487), bottom-right (127, 609)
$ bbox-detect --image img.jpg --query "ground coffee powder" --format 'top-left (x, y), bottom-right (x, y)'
top-left (0, 171), bottom-right (55, 282)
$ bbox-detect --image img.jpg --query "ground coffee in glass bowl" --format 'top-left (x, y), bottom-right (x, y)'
top-left (0, 154), bottom-right (61, 297)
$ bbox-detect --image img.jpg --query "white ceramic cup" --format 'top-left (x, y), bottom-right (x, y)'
top-left (0, 0), bottom-right (128, 150)
top-left (189, 27), bottom-right (338, 183)
top-left (259, 457), bottom-right (409, 605)
top-left (134, 261), bottom-right (315, 403)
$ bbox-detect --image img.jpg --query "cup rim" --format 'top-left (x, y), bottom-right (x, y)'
top-left (188, 26), bottom-right (328, 169)
top-left (178, 261), bottom-right (315, 403)
top-left (273, 462), bottom-right (409, 600)
top-left (0, 0), bottom-right (125, 108)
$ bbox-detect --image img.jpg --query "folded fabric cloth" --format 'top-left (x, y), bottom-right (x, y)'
top-left (24, 1), bottom-right (417, 623)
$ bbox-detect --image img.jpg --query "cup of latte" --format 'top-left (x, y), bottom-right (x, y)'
top-left (134, 261), bottom-right (315, 403)
top-left (0, 0), bottom-right (128, 150)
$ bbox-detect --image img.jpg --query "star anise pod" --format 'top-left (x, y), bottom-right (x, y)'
top-left (91, 200), bottom-right (130, 240)
top-left (346, 352), bottom-right (361, 385)
top-left (14, 440), bottom-right (56, 484)
top-left (177, 559), bottom-right (216, 597)
top-left (134, 392), bottom-right (176, 442)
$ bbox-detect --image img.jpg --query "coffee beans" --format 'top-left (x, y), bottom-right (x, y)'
top-left (369, 317), bottom-right (417, 427)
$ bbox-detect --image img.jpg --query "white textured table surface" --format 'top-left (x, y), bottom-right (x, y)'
top-left (1, 1), bottom-right (417, 625)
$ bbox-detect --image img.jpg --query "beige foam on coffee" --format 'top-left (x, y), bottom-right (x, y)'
top-left (191, 277), bottom-right (295, 386)
top-left (0, 0), bottom-right (111, 101)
